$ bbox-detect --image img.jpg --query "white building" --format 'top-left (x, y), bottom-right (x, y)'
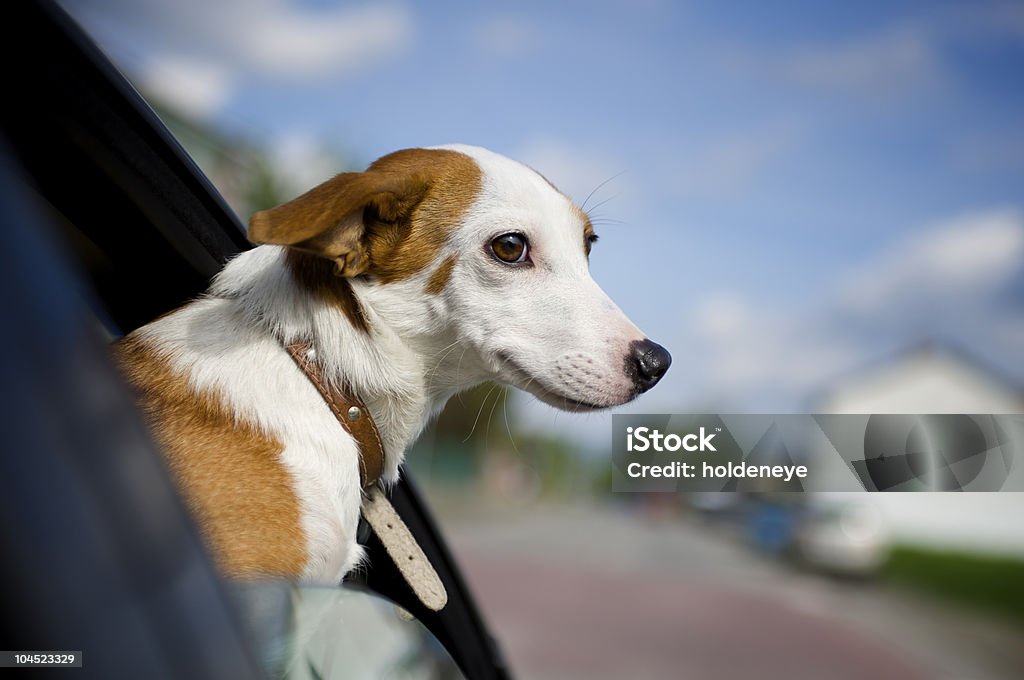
top-left (815, 344), bottom-right (1024, 556)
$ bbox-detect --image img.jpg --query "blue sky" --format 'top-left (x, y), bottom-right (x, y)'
top-left (69, 1), bottom-right (1024, 442)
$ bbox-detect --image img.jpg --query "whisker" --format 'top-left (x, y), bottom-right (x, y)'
top-left (455, 347), bottom-right (471, 407)
top-left (424, 340), bottom-right (462, 387)
top-left (463, 383), bottom-right (498, 443)
top-left (581, 170), bottom-right (628, 212)
top-left (485, 385), bottom-right (503, 447)
top-left (504, 383), bottom-right (524, 459)
top-left (430, 338), bottom-right (461, 358)
top-left (588, 215), bottom-right (624, 226)
top-left (585, 192), bottom-right (619, 217)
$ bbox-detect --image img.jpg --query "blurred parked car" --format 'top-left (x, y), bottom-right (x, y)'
top-left (794, 498), bottom-right (890, 577)
top-left (740, 493), bottom-right (890, 576)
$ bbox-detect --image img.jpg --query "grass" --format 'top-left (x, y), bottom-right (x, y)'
top-left (884, 545), bottom-right (1024, 627)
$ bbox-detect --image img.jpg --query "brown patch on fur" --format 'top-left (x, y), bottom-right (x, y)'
top-left (361, 149), bottom-right (481, 284)
top-left (285, 250), bottom-right (370, 333)
top-left (582, 215), bottom-right (596, 257)
top-left (114, 334), bottom-right (308, 579)
top-left (425, 254), bottom-right (458, 295)
top-left (248, 148), bottom-right (481, 287)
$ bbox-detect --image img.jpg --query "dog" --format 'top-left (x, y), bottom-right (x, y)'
top-left (115, 144), bottom-right (671, 584)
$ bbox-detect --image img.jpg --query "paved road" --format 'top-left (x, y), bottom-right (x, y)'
top-left (441, 503), bottom-right (1024, 680)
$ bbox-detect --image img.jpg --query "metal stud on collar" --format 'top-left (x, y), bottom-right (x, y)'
top-left (347, 406), bottom-right (362, 421)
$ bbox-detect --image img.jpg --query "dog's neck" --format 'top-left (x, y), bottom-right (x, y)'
top-left (209, 246), bottom-right (486, 477)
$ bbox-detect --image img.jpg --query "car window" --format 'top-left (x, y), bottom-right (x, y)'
top-left (233, 583), bottom-right (465, 680)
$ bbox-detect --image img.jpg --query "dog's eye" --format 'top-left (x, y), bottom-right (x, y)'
top-left (491, 233), bottom-right (529, 264)
top-left (585, 233), bottom-right (599, 256)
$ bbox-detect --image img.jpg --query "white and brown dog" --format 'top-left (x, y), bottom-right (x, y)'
top-left (116, 145), bottom-right (670, 585)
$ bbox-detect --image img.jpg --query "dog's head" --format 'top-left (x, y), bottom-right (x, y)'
top-left (249, 144), bottom-right (670, 411)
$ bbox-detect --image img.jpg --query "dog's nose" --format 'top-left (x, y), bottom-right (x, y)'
top-left (630, 339), bottom-right (672, 392)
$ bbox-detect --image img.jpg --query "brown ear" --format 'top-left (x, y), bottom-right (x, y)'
top-left (248, 169), bottom-right (431, 277)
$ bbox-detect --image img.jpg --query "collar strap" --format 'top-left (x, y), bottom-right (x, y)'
top-left (284, 340), bottom-right (385, 490)
top-left (283, 339), bottom-right (448, 611)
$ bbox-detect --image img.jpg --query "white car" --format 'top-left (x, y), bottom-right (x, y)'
top-left (795, 499), bottom-right (891, 576)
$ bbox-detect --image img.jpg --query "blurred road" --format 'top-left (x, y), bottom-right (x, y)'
top-left (442, 503), bottom-right (1024, 680)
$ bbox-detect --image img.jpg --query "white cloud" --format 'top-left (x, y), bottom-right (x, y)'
top-left (685, 291), bottom-right (860, 403)
top-left (234, 3), bottom-right (411, 78)
top-left (267, 132), bottom-right (347, 197)
top-left (841, 208), bottom-right (1024, 311)
top-left (663, 208), bottom-right (1024, 412)
top-left (137, 56), bottom-right (232, 119)
top-left (68, 0), bottom-right (414, 118)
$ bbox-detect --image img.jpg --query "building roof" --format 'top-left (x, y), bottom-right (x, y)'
top-left (813, 341), bottom-right (1024, 414)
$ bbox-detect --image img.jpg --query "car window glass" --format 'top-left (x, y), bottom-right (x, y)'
top-left (233, 582), bottom-right (466, 680)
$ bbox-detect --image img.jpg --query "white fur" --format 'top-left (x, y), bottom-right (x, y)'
top-left (139, 145), bottom-right (652, 583)
top-left (431, 145), bottom-right (646, 409)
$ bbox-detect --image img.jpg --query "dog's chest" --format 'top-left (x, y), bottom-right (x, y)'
top-left (216, 353), bottom-right (370, 583)
top-left (279, 435), bottom-right (366, 582)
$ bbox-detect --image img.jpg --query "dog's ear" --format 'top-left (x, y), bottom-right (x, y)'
top-left (248, 169), bottom-right (432, 277)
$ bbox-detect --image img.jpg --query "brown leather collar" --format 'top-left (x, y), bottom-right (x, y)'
top-left (284, 340), bottom-right (385, 490)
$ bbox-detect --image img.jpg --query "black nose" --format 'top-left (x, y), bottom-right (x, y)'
top-left (629, 339), bottom-right (672, 393)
